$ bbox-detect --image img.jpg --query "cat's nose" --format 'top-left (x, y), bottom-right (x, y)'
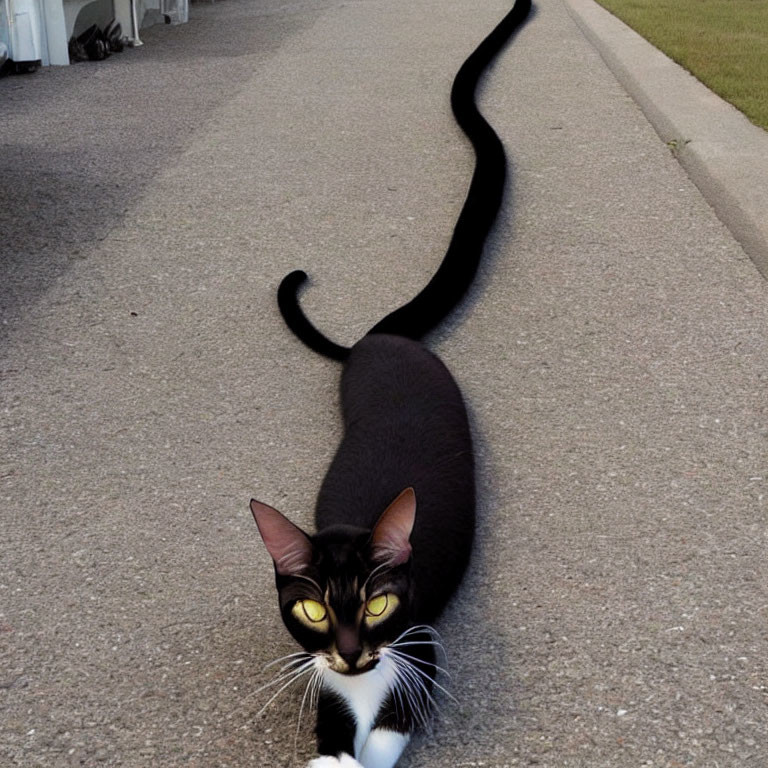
top-left (339, 647), bottom-right (362, 668)
top-left (336, 625), bottom-right (362, 669)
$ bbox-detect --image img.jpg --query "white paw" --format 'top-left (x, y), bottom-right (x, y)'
top-left (307, 755), bottom-right (363, 768)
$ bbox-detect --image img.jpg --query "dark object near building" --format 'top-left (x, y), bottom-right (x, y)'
top-left (68, 20), bottom-right (123, 62)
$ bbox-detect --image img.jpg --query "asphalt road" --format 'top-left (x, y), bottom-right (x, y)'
top-left (2, 0), bottom-right (767, 766)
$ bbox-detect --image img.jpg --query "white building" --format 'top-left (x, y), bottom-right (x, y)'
top-left (1, 0), bottom-right (187, 69)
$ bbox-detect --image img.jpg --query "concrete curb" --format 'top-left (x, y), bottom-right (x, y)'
top-left (563, 0), bottom-right (768, 279)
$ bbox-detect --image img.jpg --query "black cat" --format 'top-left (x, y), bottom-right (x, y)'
top-left (250, 2), bottom-right (532, 766)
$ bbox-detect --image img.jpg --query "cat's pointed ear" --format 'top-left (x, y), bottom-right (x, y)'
top-left (370, 487), bottom-right (416, 567)
top-left (250, 499), bottom-right (314, 577)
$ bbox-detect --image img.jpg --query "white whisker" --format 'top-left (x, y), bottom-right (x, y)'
top-left (389, 673), bottom-right (405, 723)
top-left (383, 650), bottom-right (438, 730)
top-left (395, 656), bottom-right (458, 705)
top-left (310, 666), bottom-right (323, 710)
top-left (386, 647), bottom-right (452, 677)
top-left (390, 667), bottom-right (424, 728)
top-left (391, 640), bottom-right (445, 649)
top-left (263, 651), bottom-right (313, 670)
top-left (295, 665), bottom-right (323, 755)
top-left (253, 658), bottom-right (315, 695)
top-left (256, 672), bottom-right (311, 716)
top-left (389, 624), bottom-right (450, 666)
top-left (390, 624), bottom-right (440, 645)
top-left (393, 656), bottom-right (440, 710)
top-left (253, 659), bottom-right (316, 716)
top-left (264, 656), bottom-right (315, 679)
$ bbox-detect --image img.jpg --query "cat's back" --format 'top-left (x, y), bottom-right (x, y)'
top-left (340, 333), bottom-right (467, 424)
top-left (316, 334), bottom-right (475, 621)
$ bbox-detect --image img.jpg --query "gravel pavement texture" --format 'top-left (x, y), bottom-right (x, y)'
top-left (2, 0), bottom-right (767, 766)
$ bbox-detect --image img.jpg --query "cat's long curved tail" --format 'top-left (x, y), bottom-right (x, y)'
top-left (277, 0), bottom-right (532, 362)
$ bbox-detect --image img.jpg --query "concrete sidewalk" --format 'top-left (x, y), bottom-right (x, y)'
top-left (2, 0), bottom-right (767, 766)
top-left (566, 0), bottom-right (768, 280)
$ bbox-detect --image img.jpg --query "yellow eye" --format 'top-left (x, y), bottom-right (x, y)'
top-left (366, 594), bottom-right (389, 616)
top-left (292, 599), bottom-right (328, 628)
top-left (301, 600), bottom-right (327, 622)
top-left (365, 593), bottom-right (399, 624)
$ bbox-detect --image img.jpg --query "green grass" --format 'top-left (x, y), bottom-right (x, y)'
top-left (594, 0), bottom-right (768, 131)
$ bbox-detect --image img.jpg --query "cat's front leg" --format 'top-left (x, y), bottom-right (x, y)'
top-left (357, 728), bottom-right (410, 768)
top-left (310, 690), bottom-right (361, 767)
top-left (355, 637), bottom-right (436, 768)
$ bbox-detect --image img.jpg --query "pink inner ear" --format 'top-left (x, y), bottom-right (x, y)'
top-left (250, 500), bottom-right (314, 576)
top-left (371, 488), bottom-right (416, 566)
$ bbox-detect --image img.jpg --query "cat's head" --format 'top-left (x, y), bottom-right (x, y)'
top-left (250, 489), bottom-right (416, 675)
